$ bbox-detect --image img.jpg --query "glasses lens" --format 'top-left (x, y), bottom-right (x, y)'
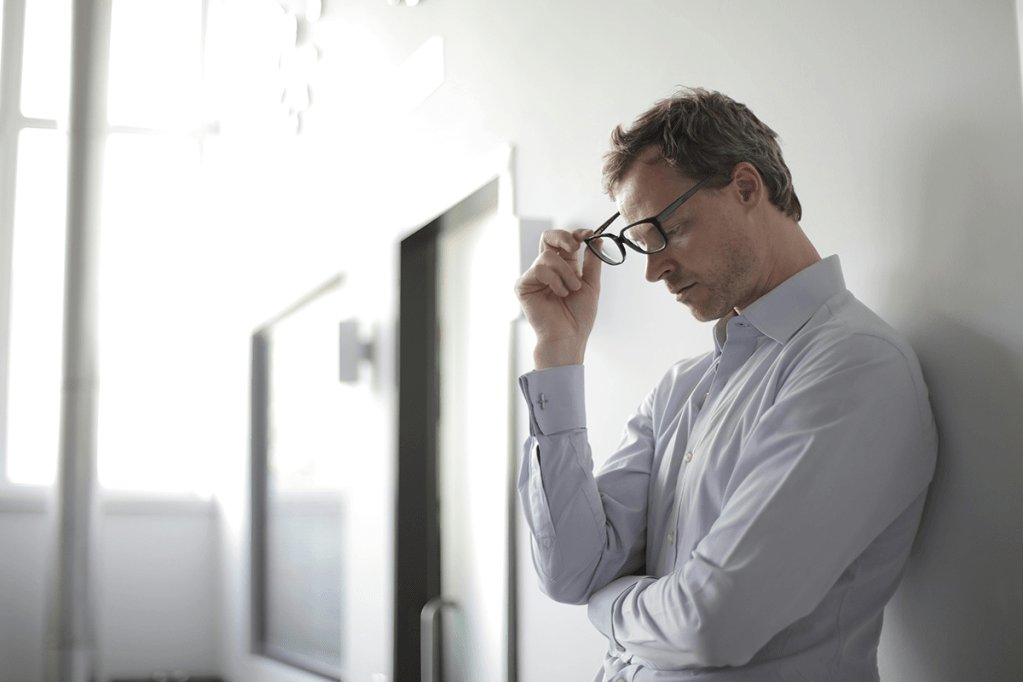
top-left (622, 221), bottom-right (666, 253)
top-left (588, 235), bottom-right (624, 264)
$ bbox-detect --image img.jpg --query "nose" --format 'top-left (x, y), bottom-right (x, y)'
top-left (645, 250), bottom-right (673, 283)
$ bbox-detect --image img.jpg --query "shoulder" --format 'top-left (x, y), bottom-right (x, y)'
top-left (796, 290), bottom-right (920, 367)
top-left (783, 290), bottom-right (933, 429)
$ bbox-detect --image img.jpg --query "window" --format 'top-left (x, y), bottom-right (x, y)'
top-left (5, 127), bottom-right (68, 485)
top-left (0, 0), bottom-right (73, 487)
top-left (251, 278), bottom-right (347, 679)
top-left (0, 0), bottom-right (212, 493)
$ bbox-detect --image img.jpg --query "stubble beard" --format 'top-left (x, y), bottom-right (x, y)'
top-left (683, 232), bottom-right (760, 323)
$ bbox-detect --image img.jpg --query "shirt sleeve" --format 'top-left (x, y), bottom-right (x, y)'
top-left (517, 365), bottom-right (656, 605)
top-left (586, 333), bottom-right (937, 668)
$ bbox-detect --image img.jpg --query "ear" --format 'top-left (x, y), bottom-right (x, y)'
top-left (730, 162), bottom-right (763, 210)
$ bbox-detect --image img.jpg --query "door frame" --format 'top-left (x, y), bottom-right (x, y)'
top-left (393, 144), bottom-right (520, 682)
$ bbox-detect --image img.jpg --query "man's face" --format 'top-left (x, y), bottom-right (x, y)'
top-left (614, 157), bottom-right (763, 322)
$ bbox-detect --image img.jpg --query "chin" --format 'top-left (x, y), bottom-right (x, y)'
top-left (686, 306), bottom-right (716, 323)
top-left (686, 301), bottom-right (730, 323)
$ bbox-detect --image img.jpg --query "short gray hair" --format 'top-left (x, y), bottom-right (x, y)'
top-left (602, 87), bottom-right (802, 221)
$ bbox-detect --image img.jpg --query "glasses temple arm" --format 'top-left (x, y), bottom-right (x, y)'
top-left (591, 213), bottom-right (620, 238)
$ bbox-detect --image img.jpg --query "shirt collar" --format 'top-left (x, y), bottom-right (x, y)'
top-left (737, 255), bottom-right (846, 345)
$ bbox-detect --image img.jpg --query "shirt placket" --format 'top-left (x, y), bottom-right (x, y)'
top-left (661, 319), bottom-right (761, 573)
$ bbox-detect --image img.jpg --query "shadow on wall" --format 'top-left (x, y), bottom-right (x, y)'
top-left (883, 317), bottom-right (1023, 681)
top-left (878, 125), bottom-right (1023, 682)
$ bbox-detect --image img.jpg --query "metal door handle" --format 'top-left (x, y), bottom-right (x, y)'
top-left (421, 597), bottom-right (459, 682)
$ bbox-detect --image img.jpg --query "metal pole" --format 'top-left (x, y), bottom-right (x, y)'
top-left (46, 1), bottom-right (111, 680)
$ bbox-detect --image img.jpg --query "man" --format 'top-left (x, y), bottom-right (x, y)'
top-left (514, 88), bottom-right (937, 681)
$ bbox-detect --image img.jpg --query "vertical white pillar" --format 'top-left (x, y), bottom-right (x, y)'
top-left (46, 1), bottom-right (111, 680)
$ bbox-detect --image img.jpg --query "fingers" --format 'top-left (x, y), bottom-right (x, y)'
top-left (581, 236), bottom-right (603, 290)
top-left (539, 228), bottom-right (601, 270)
top-left (565, 228), bottom-right (602, 291)
top-left (516, 227), bottom-right (606, 302)
top-left (529, 261), bottom-right (579, 297)
top-left (517, 229), bottom-right (588, 298)
top-left (539, 228), bottom-right (585, 260)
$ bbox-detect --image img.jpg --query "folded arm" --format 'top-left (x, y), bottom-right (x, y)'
top-left (517, 364), bottom-right (656, 604)
top-left (585, 334), bottom-right (937, 668)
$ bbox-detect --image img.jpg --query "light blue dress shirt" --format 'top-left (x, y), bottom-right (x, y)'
top-left (517, 256), bottom-right (937, 681)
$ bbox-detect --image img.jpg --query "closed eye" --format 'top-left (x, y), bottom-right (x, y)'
top-left (664, 217), bottom-right (691, 239)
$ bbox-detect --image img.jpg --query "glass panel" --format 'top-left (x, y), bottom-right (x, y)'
top-left (263, 285), bottom-right (348, 674)
top-left (20, 0), bottom-right (73, 120)
top-left (96, 132), bottom-right (207, 493)
top-left (5, 128), bottom-right (68, 485)
top-left (107, 0), bottom-right (202, 129)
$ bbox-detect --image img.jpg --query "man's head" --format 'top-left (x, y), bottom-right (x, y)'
top-left (602, 88), bottom-right (818, 322)
top-left (602, 87), bottom-right (801, 221)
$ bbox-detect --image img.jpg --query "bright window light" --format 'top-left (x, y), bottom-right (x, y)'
top-left (20, 0), bottom-right (72, 120)
top-left (96, 133), bottom-right (209, 494)
top-left (4, 0), bottom-right (211, 493)
top-left (107, 0), bottom-right (202, 129)
top-left (5, 129), bottom-right (69, 485)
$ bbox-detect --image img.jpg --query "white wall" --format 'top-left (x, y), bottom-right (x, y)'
top-left (0, 504), bottom-right (49, 682)
top-left (0, 499), bottom-right (219, 682)
top-left (99, 504), bottom-right (220, 679)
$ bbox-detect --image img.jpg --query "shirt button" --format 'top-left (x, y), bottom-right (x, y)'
top-left (684, 451), bottom-right (693, 463)
top-left (668, 532), bottom-right (675, 544)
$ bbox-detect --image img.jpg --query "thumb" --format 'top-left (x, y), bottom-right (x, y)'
top-left (581, 240), bottom-right (603, 291)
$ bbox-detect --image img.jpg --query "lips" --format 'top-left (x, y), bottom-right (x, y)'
top-left (673, 283), bottom-right (696, 300)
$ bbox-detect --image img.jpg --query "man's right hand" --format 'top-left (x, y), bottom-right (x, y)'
top-left (515, 228), bottom-right (603, 369)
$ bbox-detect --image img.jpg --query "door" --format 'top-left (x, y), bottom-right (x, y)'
top-left (397, 177), bottom-right (521, 682)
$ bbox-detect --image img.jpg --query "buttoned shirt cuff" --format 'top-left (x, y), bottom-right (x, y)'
top-left (518, 365), bottom-right (586, 437)
top-left (587, 576), bottom-right (646, 655)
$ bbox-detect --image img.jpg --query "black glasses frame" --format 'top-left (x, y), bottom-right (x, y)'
top-left (584, 174), bottom-right (717, 265)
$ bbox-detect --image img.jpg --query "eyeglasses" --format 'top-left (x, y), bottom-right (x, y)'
top-left (584, 175), bottom-right (717, 265)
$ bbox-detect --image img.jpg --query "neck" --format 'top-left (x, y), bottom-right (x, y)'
top-left (762, 216), bottom-right (821, 293)
top-left (735, 213), bottom-right (820, 316)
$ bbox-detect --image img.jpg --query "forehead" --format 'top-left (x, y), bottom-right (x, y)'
top-left (615, 158), bottom-right (693, 223)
